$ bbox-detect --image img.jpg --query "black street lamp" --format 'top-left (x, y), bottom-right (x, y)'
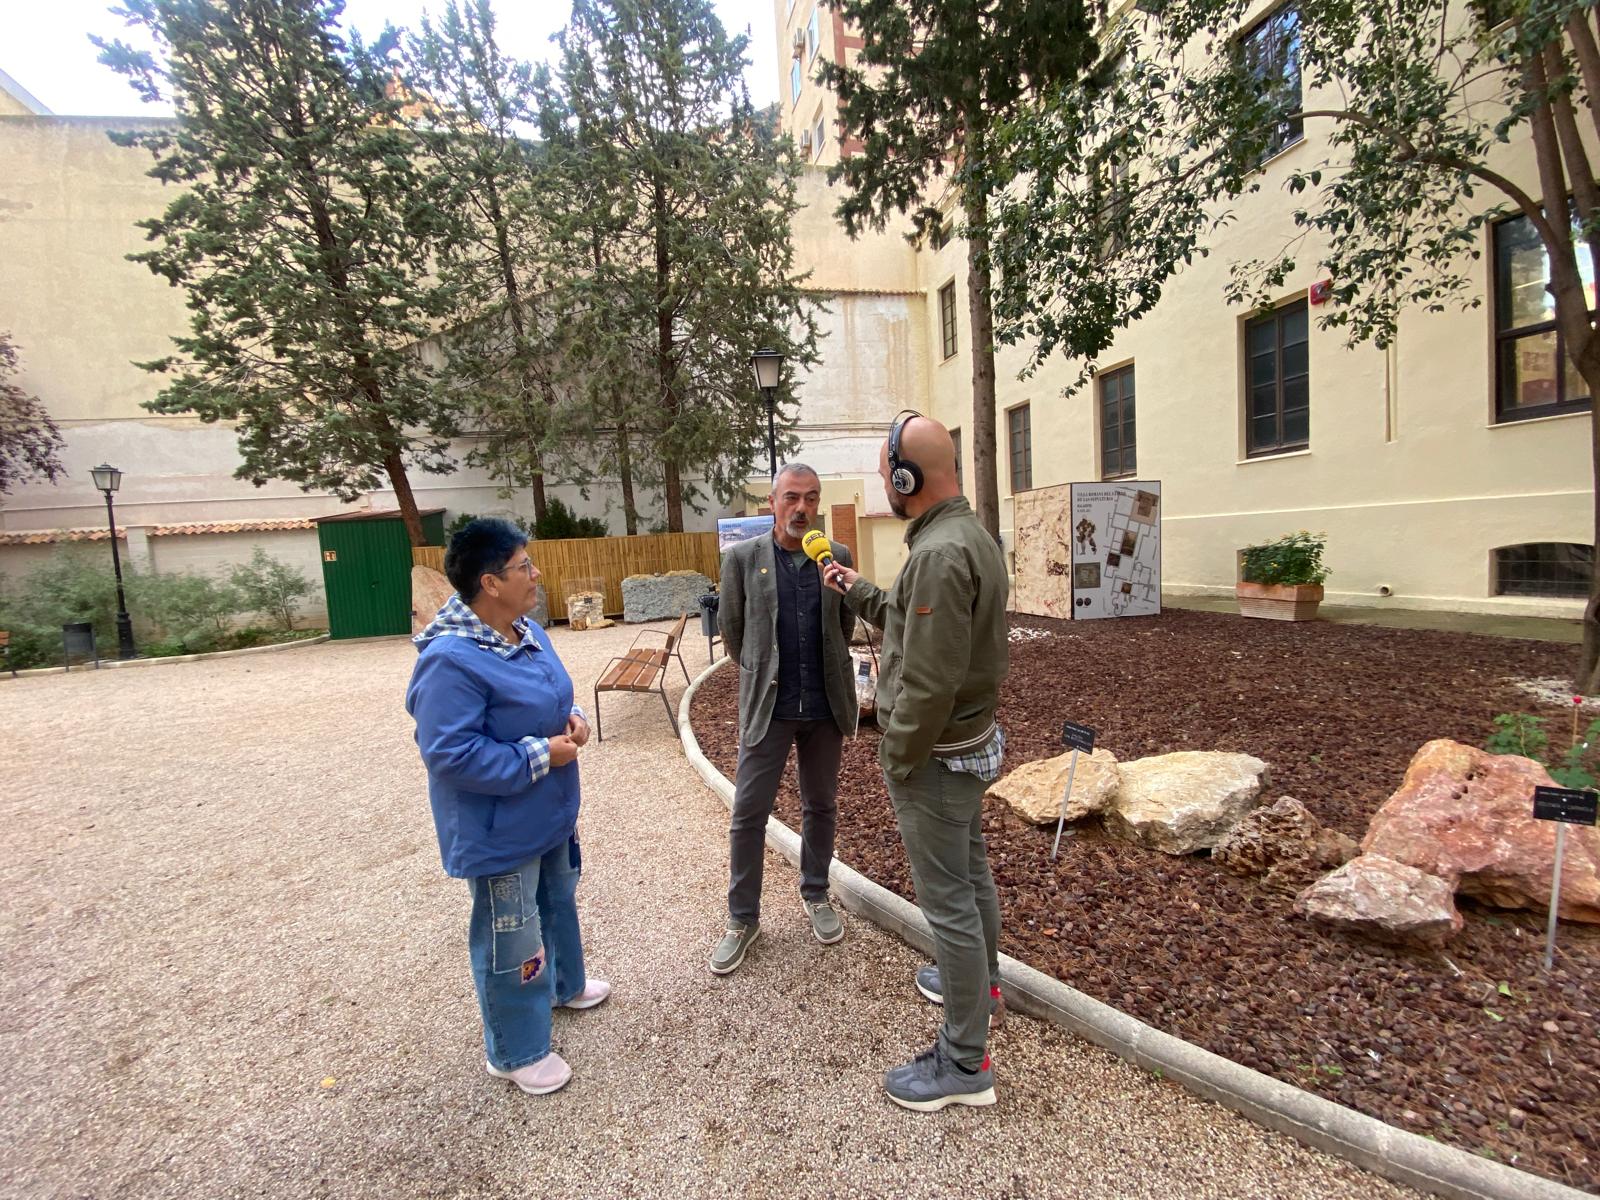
top-left (90, 462), bottom-right (137, 660)
top-left (749, 347), bottom-right (785, 480)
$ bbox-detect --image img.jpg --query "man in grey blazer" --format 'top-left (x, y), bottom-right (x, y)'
top-left (710, 462), bottom-right (859, 975)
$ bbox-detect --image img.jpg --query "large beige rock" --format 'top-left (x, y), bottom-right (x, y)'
top-left (1213, 796), bottom-right (1358, 892)
top-left (1362, 739), bottom-right (1600, 923)
top-left (987, 748), bottom-right (1121, 826)
top-left (1295, 854), bottom-right (1463, 948)
top-left (410, 566), bottom-right (455, 635)
top-left (1104, 751), bottom-right (1270, 854)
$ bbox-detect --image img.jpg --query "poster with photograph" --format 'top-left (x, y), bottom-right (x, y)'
top-left (717, 515), bottom-right (774, 553)
top-left (1068, 481), bottom-right (1161, 619)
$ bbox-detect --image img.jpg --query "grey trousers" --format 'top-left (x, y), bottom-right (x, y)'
top-left (727, 717), bottom-right (843, 924)
top-left (887, 755), bottom-right (1001, 1070)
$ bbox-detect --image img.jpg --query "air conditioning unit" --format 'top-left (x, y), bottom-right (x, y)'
top-left (799, 130), bottom-right (814, 154)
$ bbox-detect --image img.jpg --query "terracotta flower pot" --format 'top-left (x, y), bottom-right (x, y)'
top-left (1236, 581), bottom-right (1324, 621)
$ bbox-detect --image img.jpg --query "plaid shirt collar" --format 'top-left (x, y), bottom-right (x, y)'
top-left (414, 594), bottom-right (541, 661)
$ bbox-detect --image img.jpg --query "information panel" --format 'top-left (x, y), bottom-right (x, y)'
top-left (1068, 481), bottom-right (1161, 620)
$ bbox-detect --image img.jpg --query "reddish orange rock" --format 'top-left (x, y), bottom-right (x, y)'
top-left (1361, 739), bottom-right (1600, 923)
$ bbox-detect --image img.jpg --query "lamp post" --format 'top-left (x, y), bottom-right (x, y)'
top-left (749, 347), bottom-right (785, 480)
top-left (90, 462), bottom-right (137, 660)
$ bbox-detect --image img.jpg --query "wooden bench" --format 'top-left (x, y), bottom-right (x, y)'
top-left (592, 613), bottom-right (691, 742)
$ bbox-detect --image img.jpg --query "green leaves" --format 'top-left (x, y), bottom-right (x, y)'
top-left (102, 0), bottom-right (462, 541)
top-left (0, 333), bottom-right (67, 496)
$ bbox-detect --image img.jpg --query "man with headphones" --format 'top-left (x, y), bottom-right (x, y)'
top-left (822, 413), bottom-right (1011, 1112)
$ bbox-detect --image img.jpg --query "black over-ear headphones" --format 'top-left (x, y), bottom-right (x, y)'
top-left (888, 410), bottom-right (924, 496)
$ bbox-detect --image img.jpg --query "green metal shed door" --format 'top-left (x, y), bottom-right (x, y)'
top-left (318, 518), bottom-right (413, 639)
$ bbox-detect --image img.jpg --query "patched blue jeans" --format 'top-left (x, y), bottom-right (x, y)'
top-left (467, 835), bottom-right (587, 1071)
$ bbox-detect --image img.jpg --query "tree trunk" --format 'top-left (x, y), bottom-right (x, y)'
top-left (617, 410), bottom-right (639, 536)
top-left (383, 451), bottom-right (427, 547)
top-left (530, 473), bottom-right (548, 524)
top-left (1580, 357), bottom-right (1600, 693)
top-left (962, 160), bottom-right (1002, 539)
top-left (654, 171), bottom-right (684, 532)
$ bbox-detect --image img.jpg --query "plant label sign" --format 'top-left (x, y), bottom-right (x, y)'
top-left (1533, 786), bottom-right (1596, 971)
top-left (1061, 720), bottom-right (1097, 754)
top-left (1533, 786), bottom-right (1598, 826)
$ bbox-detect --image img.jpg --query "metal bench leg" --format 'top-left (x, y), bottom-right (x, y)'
top-left (593, 683), bottom-right (603, 743)
top-left (660, 684), bottom-right (678, 736)
top-left (676, 649), bottom-right (690, 685)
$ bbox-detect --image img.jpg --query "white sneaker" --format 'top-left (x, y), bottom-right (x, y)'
top-left (558, 979), bottom-right (612, 1010)
top-left (486, 1052), bottom-right (572, 1095)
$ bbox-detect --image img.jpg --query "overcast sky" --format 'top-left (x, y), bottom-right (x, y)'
top-left (4, 0), bottom-right (778, 117)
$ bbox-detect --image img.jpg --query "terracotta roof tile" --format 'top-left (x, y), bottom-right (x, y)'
top-left (0, 517), bottom-right (316, 547)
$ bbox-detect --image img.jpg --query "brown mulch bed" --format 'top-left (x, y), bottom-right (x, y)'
top-left (690, 608), bottom-right (1599, 1191)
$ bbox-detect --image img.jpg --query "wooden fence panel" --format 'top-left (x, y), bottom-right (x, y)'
top-left (411, 533), bottom-right (719, 621)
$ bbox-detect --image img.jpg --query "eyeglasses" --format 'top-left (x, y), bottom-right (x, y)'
top-left (495, 558), bottom-right (536, 578)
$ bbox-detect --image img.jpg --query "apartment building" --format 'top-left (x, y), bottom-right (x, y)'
top-left (773, 0), bottom-right (1592, 617)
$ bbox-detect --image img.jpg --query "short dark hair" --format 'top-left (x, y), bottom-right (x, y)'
top-left (444, 518), bottom-right (527, 601)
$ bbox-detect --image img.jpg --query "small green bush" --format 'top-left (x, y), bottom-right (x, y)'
top-left (127, 571), bottom-right (242, 654)
top-left (1241, 531), bottom-right (1330, 586)
top-left (447, 501), bottom-right (608, 544)
top-left (229, 548), bottom-right (315, 631)
top-left (534, 498), bottom-right (608, 541)
top-left (0, 548), bottom-right (120, 668)
top-left (1485, 711), bottom-right (1600, 790)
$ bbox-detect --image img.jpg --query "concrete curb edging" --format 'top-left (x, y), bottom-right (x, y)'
top-left (4, 634), bottom-right (331, 679)
top-left (678, 658), bottom-right (1586, 1200)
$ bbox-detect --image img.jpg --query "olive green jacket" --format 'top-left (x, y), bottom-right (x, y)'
top-left (844, 496), bottom-right (1010, 781)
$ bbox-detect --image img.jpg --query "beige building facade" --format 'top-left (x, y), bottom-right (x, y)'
top-left (774, 0), bottom-right (1592, 618)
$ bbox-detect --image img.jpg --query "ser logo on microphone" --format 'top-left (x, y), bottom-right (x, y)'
top-left (801, 528), bottom-right (834, 568)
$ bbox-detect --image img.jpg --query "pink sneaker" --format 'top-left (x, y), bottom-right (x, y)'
top-left (558, 979), bottom-right (612, 1010)
top-left (486, 1053), bottom-right (572, 1096)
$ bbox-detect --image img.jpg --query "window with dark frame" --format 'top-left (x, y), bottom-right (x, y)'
top-left (1495, 543), bottom-right (1593, 598)
top-left (1241, 4), bottom-right (1303, 161)
top-left (1245, 299), bottom-right (1310, 456)
top-left (951, 426), bottom-right (963, 492)
top-left (1493, 211), bottom-right (1596, 422)
top-left (931, 218), bottom-right (951, 251)
top-left (1099, 365), bottom-right (1137, 479)
top-left (1008, 404), bottom-right (1032, 492)
top-left (939, 280), bottom-right (958, 359)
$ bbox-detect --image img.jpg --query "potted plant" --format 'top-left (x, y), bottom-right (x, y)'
top-left (1236, 531), bottom-right (1329, 621)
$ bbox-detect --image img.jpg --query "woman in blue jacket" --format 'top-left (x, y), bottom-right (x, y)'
top-left (406, 518), bottom-right (609, 1097)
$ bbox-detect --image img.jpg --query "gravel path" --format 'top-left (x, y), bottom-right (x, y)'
top-left (1, 624), bottom-right (1418, 1199)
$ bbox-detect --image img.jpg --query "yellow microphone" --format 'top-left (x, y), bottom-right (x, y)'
top-left (801, 528), bottom-right (834, 569)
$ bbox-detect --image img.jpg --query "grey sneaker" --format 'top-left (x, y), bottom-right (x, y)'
top-left (883, 1043), bottom-right (995, 1111)
top-left (802, 897), bottom-right (844, 944)
top-left (709, 920), bottom-right (759, 975)
top-left (914, 966), bottom-right (1005, 1026)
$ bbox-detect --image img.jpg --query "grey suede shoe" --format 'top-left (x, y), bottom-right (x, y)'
top-left (802, 897), bottom-right (844, 944)
top-left (883, 1043), bottom-right (995, 1111)
top-left (914, 966), bottom-right (1004, 1025)
top-left (709, 920), bottom-right (759, 975)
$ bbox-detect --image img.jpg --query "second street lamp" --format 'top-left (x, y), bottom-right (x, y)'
top-left (90, 462), bottom-right (138, 660)
top-left (750, 347), bottom-right (784, 480)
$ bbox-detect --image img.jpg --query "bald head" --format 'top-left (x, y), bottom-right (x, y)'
top-left (878, 414), bottom-right (960, 518)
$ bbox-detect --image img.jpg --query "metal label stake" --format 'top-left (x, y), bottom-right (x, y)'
top-left (1532, 785), bottom-right (1598, 971)
top-left (1053, 720), bottom-right (1098, 862)
top-left (1052, 748), bottom-right (1080, 861)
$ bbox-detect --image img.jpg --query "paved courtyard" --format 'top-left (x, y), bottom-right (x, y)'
top-left (1, 623), bottom-right (1418, 1199)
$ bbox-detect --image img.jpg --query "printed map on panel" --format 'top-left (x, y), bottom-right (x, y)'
top-left (1069, 482), bottom-right (1161, 620)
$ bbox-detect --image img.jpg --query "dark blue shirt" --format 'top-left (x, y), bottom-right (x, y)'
top-left (773, 543), bottom-right (830, 720)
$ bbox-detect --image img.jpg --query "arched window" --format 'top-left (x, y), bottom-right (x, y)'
top-left (1493, 543), bottom-right (1593, 598)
